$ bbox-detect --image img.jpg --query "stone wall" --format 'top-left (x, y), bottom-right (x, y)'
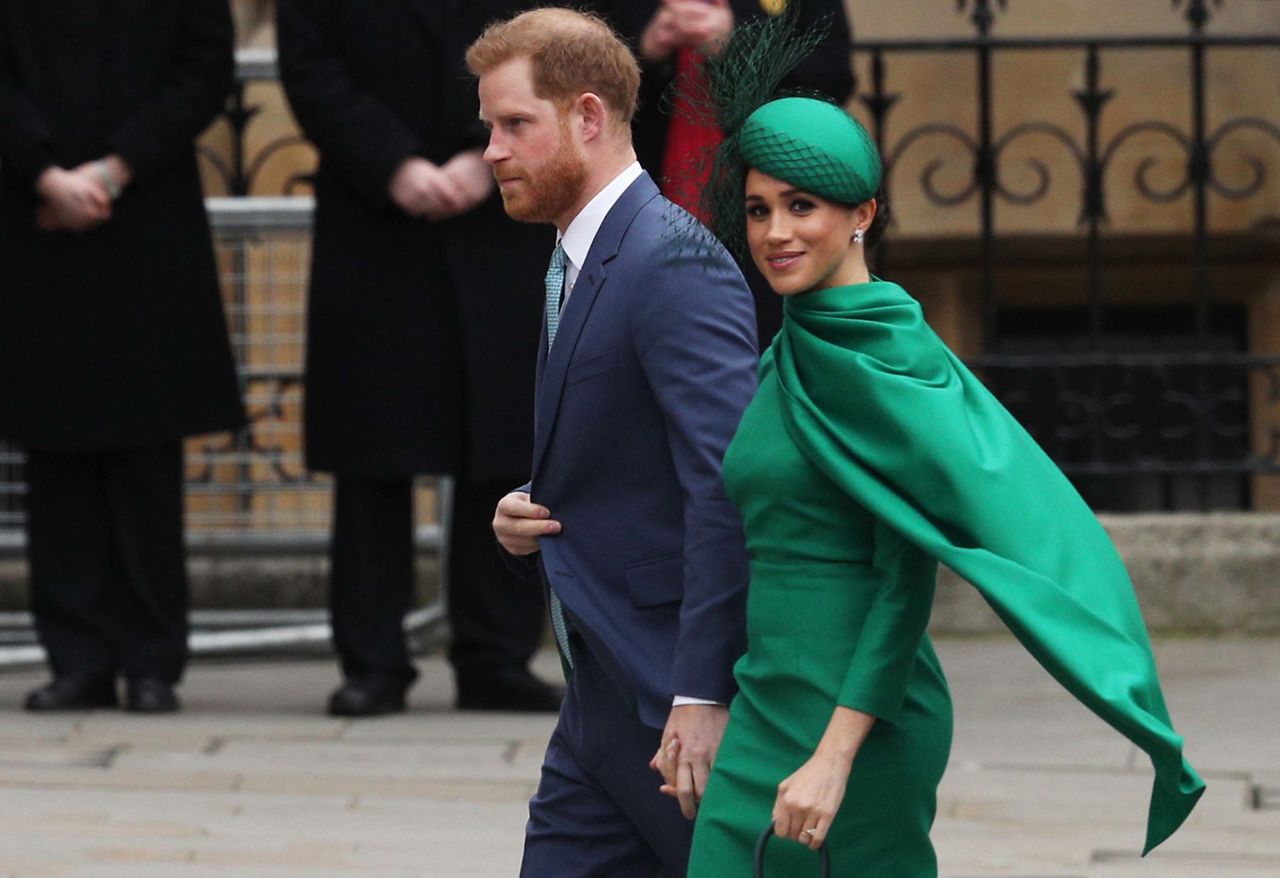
top-left (934, 513), bottom-right (1280, 634)
top-left (2, 514), bottom-right (1277, 632)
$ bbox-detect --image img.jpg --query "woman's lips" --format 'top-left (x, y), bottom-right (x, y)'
top-left (766, 251), bottom-right (804, 270)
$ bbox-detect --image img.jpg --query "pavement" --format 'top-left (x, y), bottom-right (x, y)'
top-left (0, 637), bottom-right (1276, 877)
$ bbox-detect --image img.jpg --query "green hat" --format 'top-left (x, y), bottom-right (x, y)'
top-left (739, 97), bottom-right (882, 206)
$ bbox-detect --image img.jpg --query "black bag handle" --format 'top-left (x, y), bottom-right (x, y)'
top-left (753, 824), bottom-right (831, 878)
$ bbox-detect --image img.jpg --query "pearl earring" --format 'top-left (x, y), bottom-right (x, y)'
top-left (853, 228), bottom-right (866, 245)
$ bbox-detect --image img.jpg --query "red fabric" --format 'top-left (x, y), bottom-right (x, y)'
top-left (660, 49), bottom-right (724, 222)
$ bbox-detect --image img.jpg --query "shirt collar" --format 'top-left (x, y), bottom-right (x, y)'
top-left (558, 162), bottom-right (643, 273)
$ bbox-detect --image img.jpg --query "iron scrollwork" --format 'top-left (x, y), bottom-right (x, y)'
top-left (857, 1), bottom-right (1280, 505)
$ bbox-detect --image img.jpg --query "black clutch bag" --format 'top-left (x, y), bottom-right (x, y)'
top-left (753, 825), bottom-right (831, 877)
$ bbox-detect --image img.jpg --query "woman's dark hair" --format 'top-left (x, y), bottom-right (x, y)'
top-left (863, 185), bottom-right (890, 249)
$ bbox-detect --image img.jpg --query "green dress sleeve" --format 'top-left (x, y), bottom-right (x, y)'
top-left (836, 519), bottom-right (937, 723)
top-left (773, 280), bottom-right (1205, 855)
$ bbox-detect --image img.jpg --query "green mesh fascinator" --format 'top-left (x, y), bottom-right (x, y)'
top-left (688, 9), bottom-right (881, 259)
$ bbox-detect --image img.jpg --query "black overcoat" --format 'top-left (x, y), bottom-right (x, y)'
top-left (277, 0), bottom-right (552, 481)
top-left (0, 0), bottom-right (245, 451)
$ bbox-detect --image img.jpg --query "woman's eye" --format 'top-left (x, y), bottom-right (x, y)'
top-left (746, 204), bottom-right (768, 219)
top-left (790, 199), bottom-right (815, 213)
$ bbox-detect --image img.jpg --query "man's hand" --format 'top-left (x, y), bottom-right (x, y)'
top-left (650, 703), bottom-right (729, 818)
top-left (440, 150), bottom-right (495, 215)
top-left (34, 166), bottom-right (111, 233)
top-left (72, 155), bottom-right (134, 194)
top-left (493, 491), bottom-right (561, 557)
top-left (388, 157), bottom-right (466, 220)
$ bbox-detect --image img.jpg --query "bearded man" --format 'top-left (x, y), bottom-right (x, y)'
top-left (469, 9), bottom-right (758, 875)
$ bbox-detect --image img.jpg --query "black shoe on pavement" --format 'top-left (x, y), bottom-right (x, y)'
top-left (125, 678), bottom-right (180, 714)
top-left (327, 675), bottom-right (408, 717)
top-left (24, 676), bottom-right (118, 712)
top-left (456, 667), bottom-right (565, 713)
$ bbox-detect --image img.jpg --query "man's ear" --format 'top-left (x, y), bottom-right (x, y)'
top-left (576, 92), bottom-right (607, 143)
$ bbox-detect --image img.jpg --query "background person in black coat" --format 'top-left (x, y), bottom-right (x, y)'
top-left (277, 0), bottom-right (560, 716)
top-left (601, 0), bottom-right (854, 347)
top-left (0, 0), bottom-right (245, 713)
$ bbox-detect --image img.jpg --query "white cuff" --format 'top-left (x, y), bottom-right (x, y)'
top-left (672, 695), bottom-right (724, 707)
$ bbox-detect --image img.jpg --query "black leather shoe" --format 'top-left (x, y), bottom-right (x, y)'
top-left (125, 679), bottom-right (180, 714)
top-left (327, 675), bottom-right (408, 717)
top-left (456, 667), bottom-right (565, 713)
top-left (24, 676), bottom-right (118, 711)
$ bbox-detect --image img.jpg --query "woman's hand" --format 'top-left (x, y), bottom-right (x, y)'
top-left (772, 706), bottom-right (876, 850)
top-left (771, 749), bottom-right (851, 850)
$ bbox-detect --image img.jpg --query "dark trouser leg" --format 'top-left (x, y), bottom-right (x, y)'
top-left (25, 448), bottom-right (116, 681)
top-left (329, 476), bottom-right (417, 685)
top-left (101, 442), bottom-right (189, 684)
top-left (520, 643), bottom-right (693, 877)
top-left (25, 442), bottom-right (187, 683)
top-left (446, 475), bottom-right (545, 676)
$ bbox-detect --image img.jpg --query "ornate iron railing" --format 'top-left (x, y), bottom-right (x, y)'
top-left (858, 0), bottom-right (1280, 509)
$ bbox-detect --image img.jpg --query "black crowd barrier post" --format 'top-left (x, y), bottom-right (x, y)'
top-left (1185, 0), bottom-right (1217, 508)
top-left (860, 46), bottom-right (898, 276)
top-left (1074, 42), bottom-right (1113, 482)
top-left (967, 0), bottom-right (1003, 355)
top-left (224, 77), bottom-right (259, 506)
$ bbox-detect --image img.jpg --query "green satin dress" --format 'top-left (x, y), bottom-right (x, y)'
top-left (687, 281), bottom-right (1204, 877)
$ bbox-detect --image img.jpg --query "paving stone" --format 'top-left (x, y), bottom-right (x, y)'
top-left (0, 640), bottom-right (1274, 877)
top-left (0, 762), bottom-right (241, 792)
top-left (70, 714), bottom-right (347, 748)
top-left (237, 772), bottom-right (538, 801)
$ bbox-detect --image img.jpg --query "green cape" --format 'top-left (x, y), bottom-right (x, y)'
top-left (772, 280), bottom-right (1205, 854)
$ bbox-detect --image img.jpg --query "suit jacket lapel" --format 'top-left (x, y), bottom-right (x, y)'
top-left (530, 174), bottom-right (661, 483)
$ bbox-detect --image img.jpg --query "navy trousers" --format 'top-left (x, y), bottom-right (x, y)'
top-left (521, 637), bottom-right (693, 877)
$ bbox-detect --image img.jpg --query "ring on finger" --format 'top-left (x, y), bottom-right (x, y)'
top-left (802, 827), bottom-right (816, 838)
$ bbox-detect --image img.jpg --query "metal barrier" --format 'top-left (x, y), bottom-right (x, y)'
top-left (0, 197), bottom-right (450, 666)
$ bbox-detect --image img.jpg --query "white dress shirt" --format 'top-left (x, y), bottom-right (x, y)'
top-left (554, 161), bottom-right (720, 710)
top-left (557, 161), bottom-right (642, 305)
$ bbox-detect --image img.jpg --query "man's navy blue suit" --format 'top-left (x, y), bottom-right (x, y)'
top-left (516, 171), bottom-right (758, 877)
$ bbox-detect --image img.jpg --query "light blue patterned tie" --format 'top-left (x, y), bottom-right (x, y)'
top-left (543, 243), bottom-right (573, 670)
top-left (545, 242), bottom-right (566, 347)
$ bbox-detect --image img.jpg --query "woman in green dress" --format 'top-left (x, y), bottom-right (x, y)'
top-left (678, 22), bottom-right (1206, 877)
